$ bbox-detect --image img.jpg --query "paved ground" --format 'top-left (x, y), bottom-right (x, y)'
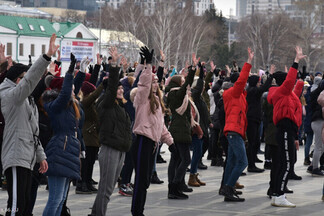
top-left (0, 143), bottom-right (323, 216)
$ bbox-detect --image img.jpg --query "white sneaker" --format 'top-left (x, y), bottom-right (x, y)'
top-left (271, 197), bottom-right (276, 205)
top-left (271, 195), bottom-right (296, 207)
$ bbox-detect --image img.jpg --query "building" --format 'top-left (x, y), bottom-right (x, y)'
top-left (90, 28), bottom-right (144, 63)
top-left (0, 15), bottom-right (98, 73)
top-left (0, 3), bottom-right (52, 18)
top-left (236, 0), bottom-right (247, 19)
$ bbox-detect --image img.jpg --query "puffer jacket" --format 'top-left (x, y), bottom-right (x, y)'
top-left (267, 63), bottom-right (303, 127)
top-left (223, 63), bottom-right (252, 139)
top-left (81, 83), bottom-right (103, 148)
top-left (97, 65), bottom-right (132, 152)
top-left (0, 56), bottom-right (49, 173)
top-left (262, 91), bottom-right (277, 146)
top-left (133, 64), bottom-right (174, 145)
top-left (43, 73), bottom-right (81, 180)
top-left (166, 67), bottom-right (195, 144)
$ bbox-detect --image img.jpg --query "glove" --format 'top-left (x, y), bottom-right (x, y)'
top-left (102, 78), bottom-right (108, 89)
top-left (140, 53), bottom-right (145, 64)
top-left (80, 57), bottom-right (89, 73)
top-left (140, 46), bottom-right (154, 64)
top-left (67, 53), bottom-right (76, 74)
top-left (89, 64), bottom-right (94, 74)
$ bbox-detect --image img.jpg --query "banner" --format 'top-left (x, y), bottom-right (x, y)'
top-left (61, 41), bottom-right (94, 61)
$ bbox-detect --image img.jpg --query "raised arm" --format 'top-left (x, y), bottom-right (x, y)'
top-left (278, 46), bottom-right (307, 95)
top-left (232, 48), bottom-right (253, 98)
top-left (102, 47), bottom-right (122, 108)
top-left (13, 34), bottom-right (59, 105)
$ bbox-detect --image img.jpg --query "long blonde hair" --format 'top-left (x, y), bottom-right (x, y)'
top-left (149, 85), bottom-right (166, 114)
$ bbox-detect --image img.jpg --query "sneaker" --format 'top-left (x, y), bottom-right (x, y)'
top-left (271, 195), bottom-right (296, 208)
top-left (312, 168), bottom-right (324, 177)
top-left (119, 184), bottom-right (133, 197)
top-left (307, 165), bottom-right (313, 174)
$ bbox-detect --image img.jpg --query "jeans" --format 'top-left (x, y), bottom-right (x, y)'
top-left (311, 120), bottom-right (324, 169)
top-left (223, 133), bottom-right (248, 187)
top-left (305, 131), bottom-right (313, 159)
top-left (43, 176), bottom-right (70, 216)
top-left (190, 135), bottom-right (203, 174)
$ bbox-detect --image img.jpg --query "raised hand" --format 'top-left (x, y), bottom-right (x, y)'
top-left (210, 61), bottom-right (216, 72)
top-left (108, 46), bottom-right (122, 63)
top-left (160, 49), bottom-right (165, 62)
top-left (247, 47), bottom-right (254, 64)
top-left (269, 64), bottom-right (276, 75)
top-left (57, 49), bottom-right (61, 62)
top-left (120, 56), bottom-right (128, 69)
top-left (192, 53), bottom-right (200, 67)
top-left (67, 53), bottom-right (76, 74)
top-left (0, 44), bottom-right (6, 64)
top-left (295, 46), bottom-right (307, 63)
top-left (80, 57), bottom-right (90, 72)
top-left (140, 46), bottom-right (154, 64)
top-left (96, 53), bottom-right (102, 65)
top-left (46, 34), bottom-right (60, 57)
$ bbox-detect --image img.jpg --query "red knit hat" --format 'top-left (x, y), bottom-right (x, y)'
top-left (49, 77), bottom-right (64, 90)
top-left (81, 81), bottom-right (96, 96)
top-left (85, 73), bottom-right (91, 82)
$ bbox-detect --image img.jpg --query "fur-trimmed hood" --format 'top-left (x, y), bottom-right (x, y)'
top-left (41, 89), bottom-right (60, 104)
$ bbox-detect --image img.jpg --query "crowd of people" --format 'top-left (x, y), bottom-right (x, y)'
top-left (0, 34), bottom-right (323, 216)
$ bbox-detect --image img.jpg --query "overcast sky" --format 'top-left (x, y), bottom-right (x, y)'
top-left (213, 0), bottom-right (236, 17)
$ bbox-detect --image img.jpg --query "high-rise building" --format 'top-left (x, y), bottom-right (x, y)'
top-left (236, 0), bottom-right (247, 19)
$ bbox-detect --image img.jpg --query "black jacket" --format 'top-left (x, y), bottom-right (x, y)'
top-left (310, 84), bottom-right (324, 122)
top-left (246, 75), bottom-right (273, 123)
top-left (97, 65), bottom-right (132, 152)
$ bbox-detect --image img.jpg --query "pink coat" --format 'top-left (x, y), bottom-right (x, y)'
top-left (132, 64), bottom-right (174, 145)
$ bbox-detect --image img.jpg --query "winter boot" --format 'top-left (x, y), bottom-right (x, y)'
top-left (224, 185), bottom-right (245, 202)
top-left (188, 174), bottom-right (200, 187)
top-left (195, 173), bottom-right (206, 186)
top-left (151, 171), bottom-right (164, 184)
top-left (168, 183), bottom-right (188, 199)
top-left (75, 182), bottom-right (92, 194)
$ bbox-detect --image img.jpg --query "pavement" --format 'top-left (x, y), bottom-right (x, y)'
top-left (0, 143), bottom-right (323, 216)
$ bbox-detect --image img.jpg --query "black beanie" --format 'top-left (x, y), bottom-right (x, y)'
top-left (273, 71), bottom-right (287, 86)
top-left (6, 63), bottom-right (29, 82)
top-left (230, 72), bottom-right (240, 83)
top-left (248, 75), bottom-right (260, 87)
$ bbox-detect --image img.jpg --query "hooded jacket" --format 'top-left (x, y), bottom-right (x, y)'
top-left (0, 55), bottom-right (49, 173)
top-left (267, 63), bottom-right (304, 128)
top-left (133, 64), bottom-right (173, 145)
top-left (223, 63), bottom-right (252, 139)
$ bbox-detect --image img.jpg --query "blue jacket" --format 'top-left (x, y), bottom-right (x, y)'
top-left (44, 73), bottom-right (81, 180)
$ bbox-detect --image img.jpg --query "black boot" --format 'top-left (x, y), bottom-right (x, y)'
top-left (179, 182), bottom-right (193, 192)
top-left (151, 171), bottom-right (164, 184)
top-left (87, 183), bottom-right (98, 193)
top-left (198, 160), bottom-right (208, 170)
top-left (76, 182), bottom-right (92, 194)
top-left (156, 154), bottom-right (167, 163)
top-left (168, 183), bottom-right (188, 199)
top-left (224, 185), bottom-right (245, 202)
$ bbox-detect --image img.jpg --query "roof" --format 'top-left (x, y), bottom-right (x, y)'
top-left (57, 22), bottom-right (80, 35)
top-left (0, 15), bottom-right (56, 36)
top-left (89, 28), bottom-right (145, 48)
top-left (0, 15), bottom-right (88, 38)
top-left (0, 4), bottom-right (52, 18)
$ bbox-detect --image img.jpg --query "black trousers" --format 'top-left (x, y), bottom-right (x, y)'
top-left (120, 138), bottom-right (135, 185)
top-left (274, 119), bottom-right (297, 196)
top-left (168, 143), bottom-right (191, 184)
top-left (27, 163), bottom-right (44, 216)
top-left (264, 144), bottom-right (271, 161)
top-left (246, 120), bottom-right (260, 168)
top-left (220, 132), bottom-right (228, 186)
top-left (202, 135), bottom-right (210, 158)
top-left (81, 146), bottom-right (99, 184)
top-left (269, 145), bottom-right (278, 190)
top-left (210, 128), bottom-right (223, 160)
top-left (131, 135), bottom-right (155, 216)
top-left (5, 166), bottom-right (32, 216)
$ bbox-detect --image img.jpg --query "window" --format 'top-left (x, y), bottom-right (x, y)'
top-left (6, 43), bottom-right (12, 56)
top-left (31, 44), bottom-right (35, 56)
top-left (18, 23), bottom-right (23, 30)
top-left (76, 32), bottom-right (83, 38)
top-left (19, 43), bottom-right (23, 56)
top-left (42, 45), bottom-right (46, 54)
top-left (29, 24), bottom-right (34, 31)
top-left (40, 25), bottom-right (45, 32)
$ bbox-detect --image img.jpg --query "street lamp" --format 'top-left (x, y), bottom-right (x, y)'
top-left (96, 0), bottom-right (105, 54)
top-left (228, 8), bottom-right (233, 51)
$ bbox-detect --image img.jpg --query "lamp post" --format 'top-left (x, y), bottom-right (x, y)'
top-left (96, 0), bottom-right (105, 54)
top-left (228, 8), bottom-right (233, 51)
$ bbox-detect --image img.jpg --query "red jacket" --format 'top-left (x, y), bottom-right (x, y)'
top-left (223, 63), bottom-right (252, 139)
top-left (267, 64), bottom-right (303, 127)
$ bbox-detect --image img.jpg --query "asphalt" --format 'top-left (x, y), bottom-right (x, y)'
top-left (0, 143), bottom-right (323, 216)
